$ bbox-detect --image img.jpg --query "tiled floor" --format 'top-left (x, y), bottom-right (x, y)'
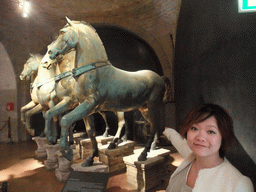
top-left (0, 141), bottom-right (183, 192)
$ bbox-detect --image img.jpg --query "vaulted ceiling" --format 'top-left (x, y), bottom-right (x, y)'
top-left (0, 0), bottom-right (181, 74)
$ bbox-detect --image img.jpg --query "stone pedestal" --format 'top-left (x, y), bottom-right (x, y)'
top-left (72, 132), bottom-right (87, 159)
top-left (70, 143), bottom-right (79, 160)
top-left (80, 135), bottom-right (114, 159)
top-left (123, 148), bottom-right (171, 192)
top-left (99, 140), bottom-right (135, 173)
top-left (55, 152), bottom-right (73, 182)
top-left (72, 161), bottom-right (108, 173)
top-left (32, 137), bottom-right (48, 159)
top-left (44, 144), bottom-right (60, 170)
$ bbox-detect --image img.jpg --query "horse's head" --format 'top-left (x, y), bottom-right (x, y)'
top-left (20, 54), bottom-right (41, 80)
top-left (41, 44), bottom-right (61, 69)
top-left (46, 17), bottom-right (78, 62)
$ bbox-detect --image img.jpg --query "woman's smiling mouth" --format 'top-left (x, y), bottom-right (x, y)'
top-left (194, 143), bottom-right (207, 148)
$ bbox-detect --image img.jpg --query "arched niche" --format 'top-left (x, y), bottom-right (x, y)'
top-left (96, 25), bottom-right (163, 74)
top-left (0, 43), bottom-right (18, 142)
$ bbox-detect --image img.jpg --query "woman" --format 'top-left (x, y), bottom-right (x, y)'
top-left (163, 104), bottom-right (254, 192)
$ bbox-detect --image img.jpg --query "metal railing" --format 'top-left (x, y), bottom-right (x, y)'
top-left (0, 117), bottom-right (12, 143)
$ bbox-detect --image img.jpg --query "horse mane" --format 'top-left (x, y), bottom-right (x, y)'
top-left (28, 53), bottom-right (43, 64)
top-left (64, 20), bottom-right (96, 32)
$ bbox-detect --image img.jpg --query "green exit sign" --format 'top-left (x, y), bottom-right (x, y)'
top-left (239, 0), bottom-right (256, 12)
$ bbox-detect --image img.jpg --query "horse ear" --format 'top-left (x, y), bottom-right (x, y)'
top-left (66, 16), bottom-right (74, 27)
top-left (50, 35), bottom-right (54, 42)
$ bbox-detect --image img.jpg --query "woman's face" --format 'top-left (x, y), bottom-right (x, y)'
top-left (187, 116), bottom-right (222, 159)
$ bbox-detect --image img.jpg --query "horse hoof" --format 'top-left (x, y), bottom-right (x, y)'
top-left (121, 136), bottom-right (128, 142)
top-left (117, 139), bottom-right (123, 145)
top-left (61, 149), bottom-right (73, 161)
top-left (107, 142), bottom-right (116, 149)
top-left (48, 137), bottom-right (57, 145)
top-left (138, 153), bottom-right (147, 161)
top-left (150, 142), bottom-right (157, 150)
top-left (81, 158), bottom-right (94, 167)
top-left (28, 129), bottom-right (35, 136)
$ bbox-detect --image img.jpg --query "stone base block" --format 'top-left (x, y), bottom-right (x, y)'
top-left (44, 144), bottom-right (60, 170)
top-left (70, 144), bottom-right (79, 160)
top-left (99, 140), bottom-right (135, 173)
top-left (123, 148), bottom-right (171, 192)
top-left (55, 168), bottom-right (72, 182)
top-left (35, 150), bottom-right (47, 159)
top-left (72, 162), bottom-right (108, 173)
top-left (32, 137), bottom-right (48, 159)
top-left (80, 135), bottom-right (114, 159)
top-left (72, 132), bottom-right (87, 159)
top-left (44, 159), bottom-right (58, 170)
top-left (55, 153), bottom-right (73, 182)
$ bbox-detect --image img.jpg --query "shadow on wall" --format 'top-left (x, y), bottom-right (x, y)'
top-left (226, 137), bottom-right (256, 187)
top-left (174, 0), bottom-right (256, 187)
top-left (0, 43), bottom-right (19, 142)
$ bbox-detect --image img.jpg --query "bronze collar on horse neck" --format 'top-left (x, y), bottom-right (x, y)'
top-left (30, 60), bottom-right (111, 90)
top-left (71, 61), bottom-right (110, 77)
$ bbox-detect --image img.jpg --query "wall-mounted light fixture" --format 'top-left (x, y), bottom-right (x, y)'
top-left (239, 0), bottom-right (256, 13)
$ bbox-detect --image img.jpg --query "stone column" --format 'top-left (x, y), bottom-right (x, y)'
top-left (55, 151), bottom-right (73, 182)
top-left (44, 144), bottom-right (60, 169)
top-left (32, 137), bottom-right (48, 159)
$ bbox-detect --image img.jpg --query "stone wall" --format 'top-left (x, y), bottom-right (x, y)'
top-left (174, 0), bottom-right (256, 186)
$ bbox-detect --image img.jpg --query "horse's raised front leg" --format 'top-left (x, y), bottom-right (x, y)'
top-left (24, 104), bottom-right (44, 136)
top-left (59, 100), bottom-right (98, 161)
top-left (81, 115), bottom-right (98, 167)
top-left (20, 101), bottom-right (37, 125)
top-left (108, 111), bottom-right (126, 149)
top-left (44, 97), bottom-right (71, 144)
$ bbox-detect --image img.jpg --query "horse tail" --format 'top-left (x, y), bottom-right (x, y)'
top-left (162, 76), bottom-right (174, 103)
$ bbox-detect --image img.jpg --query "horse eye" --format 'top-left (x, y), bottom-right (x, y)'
top-left (48, 50), bottom-right (52, 55)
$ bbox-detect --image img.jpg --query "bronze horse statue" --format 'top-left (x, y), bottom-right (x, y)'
top-left (20, 53), bottom-right (127, 153)
top-left (20, 54), bottom-right (40, 136)
top-left (42, 17), bottom-right (171, 163)
top-left (20, 53), bottom-right (55, 136)
top-left (41, 48), bottom-right (129, 165)
top-left (20, 53), bottom-right (78, 140)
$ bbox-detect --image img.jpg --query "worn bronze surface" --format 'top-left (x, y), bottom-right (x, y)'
top-left (42, 18), bottom-right (171, 162)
